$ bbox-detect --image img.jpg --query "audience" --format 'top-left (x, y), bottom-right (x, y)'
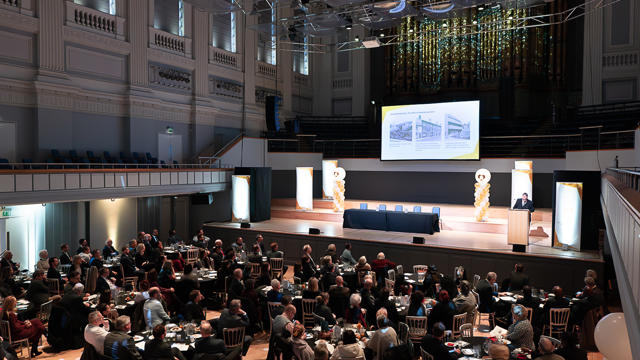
top-left (143, 324), bottom-right (186, 360)
top-left (83, 311), bottom-right (110, 355)
top-left (340, 243), bottom-right (357, 266)
top-left (103, 315), bottom-right (142, 359)
top-left (345, 293), bottom-right (367, 326)
top-left (60, 243), bottom-right (72, 264)
top-left (506, 305), bottom-right (535, 351)
top-left (555, 332), bottom-right (587, 360)
top-left (429, 290), bottom-right (457, 331)
top-left (314, 292), bottom-right (336, 326)
top-left (535, 337), bottom-right (563, 360)
top-left (332, 329), bottom-right (364, 360)
top-left (420, 322), bottom-right (460, 360)
top-left (2, 296), bottom-right (46, 357)
top-left (355, 256), bottom-right (371, 272)
top-left (36, 250), bottom-right (49, 270)
top-left (453, 280), bottom-right (476, 322)
top-left (488, 343), bottom-right (510, 360)
top-left (102, 238), bottom-right (119, 258)
top-left (216, 299), bottom-right (253, 356)
top-left (144, 288), bottom-right (171, 329)
top-left (366, 315), bottom-right (397, 360)
top-left (267, 278), bottom-right (284, 302)
top-left (506, 263), bottom-right (529, 291)
top-left (291, 323), bottom-right (314, 360)
top-left (475, 271), bottom-right (499, 313)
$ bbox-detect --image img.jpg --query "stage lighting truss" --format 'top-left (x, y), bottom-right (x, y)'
top-left (334, 0), bottom-right (619, 51)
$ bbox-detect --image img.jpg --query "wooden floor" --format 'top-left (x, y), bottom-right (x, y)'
top-left (39, 264), bottom-right (605, 360)
top-left (207, 217), bottom-right (601, 262)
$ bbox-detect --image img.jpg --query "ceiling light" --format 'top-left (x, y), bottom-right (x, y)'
top-left (508, 16), bottom-right (513, 20)
top-left (362, 36), bottom-right (381, 48)
top-left (478, 6), bottom-right (484, 10)
top-left (354, 36), bottom-right (360, 41)
top-left (346, 25), bottom-right (352, 30)
top-left (442, 23), bottom-right (448, 27)
top-left (379, 33), bottom-right (384, 37)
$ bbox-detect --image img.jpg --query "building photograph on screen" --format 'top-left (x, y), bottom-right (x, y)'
top-left (381, 100), bottom-right (480, 160)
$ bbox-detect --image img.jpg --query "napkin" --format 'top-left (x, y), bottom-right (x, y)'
top-left (172, 343), bottom-right (190, 351)
top-left (135, 342), bottom-right (145, 351)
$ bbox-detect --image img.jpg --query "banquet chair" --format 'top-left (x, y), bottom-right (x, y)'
top-left (420, 347), bottom-right (435, 360)
top-left (59, 264), bottom-right (71, 274)
top-left (38, 300), bottom-right (54, 327)
top-left (223, 327), bottom-right (246, 352)
top-left (301, 299), bottom-right (316, 328)
top-left (459, 323), bottom-right (474, 338)
top-left (452, 313), bottom-right (467, 338)
top-left (413, 265), bottom-right (428, 274)
top-left (472, 274), bottom-right (481, 288)
top-left (413, 206), bottom-right (422, 212)
top-left (378, 204), bottom-right (386, 211)
top-left (544, 308), bottom-right (570, 337)
top-left (267, 302), bottom-right (282, 332)
top-left (186, 248), bottom-right (199, 265)
top-left (46, 278), bottom-right (60, 295)
top-left (406, 316), bottom-right (428, 341)
top-left (86, 266), bottom-right (99, 293)
top-left (124, 276), bottom-right (138, 290)
top-left (0, 320), bottom-right (30, 360)
top-left (395, 205), bottom-right (403, 211)
top-left (397, 322), bottom-right (409, 344)
top-left (293, 276), bottom-right (302, 285)
top-left (387, 269), bottom-right (396, 282)
top-left (385, 279), bottom-right (395, 295)
top-left (248, 263), bottom-right (261, 279)
top-left (269, 258), bottom-right (284, 279)
top-left (396, 265), bottom-right (403, 275)
top-left (360, 203), bottom-right (368, 210)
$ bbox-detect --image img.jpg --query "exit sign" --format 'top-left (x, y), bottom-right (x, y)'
top-left (1, 210), bottom-right (10, 217)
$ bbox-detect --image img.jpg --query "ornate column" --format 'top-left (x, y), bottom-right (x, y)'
top-left (128, 0), bottom-right (149, 89)
top-left (37, 0), bottom-right (65, 76)
top-left (581, 0), bottom-right (603, 105)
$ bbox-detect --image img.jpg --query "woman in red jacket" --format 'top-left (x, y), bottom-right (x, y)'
top-left (1, 296), bottom-right (46, 357)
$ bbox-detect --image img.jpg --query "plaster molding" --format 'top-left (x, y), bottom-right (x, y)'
top-left (63, 26), bottom-right (131, 55)
top-left (0, 8), bottom-right (38, 34)
top-left (148, 48), bottom-right (195, 70)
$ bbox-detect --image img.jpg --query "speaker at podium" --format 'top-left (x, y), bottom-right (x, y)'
top-left (508, 209), bottom-right (530, 252)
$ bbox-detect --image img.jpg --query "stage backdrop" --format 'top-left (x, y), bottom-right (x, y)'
top-left (551, 171), bottom-right (602, 251)
top-left (234, 167), bottom-right (272, 222)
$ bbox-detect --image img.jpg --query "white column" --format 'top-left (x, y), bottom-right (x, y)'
top-left (37, 0), bottom-right (65, 75)
top-left (129, 0), bottom-right (149, 88)
top-left (241, 0), bottom-right (256, 105)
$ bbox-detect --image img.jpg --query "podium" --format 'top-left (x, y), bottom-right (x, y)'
top-left (508, 209), bottom-right (530, 252)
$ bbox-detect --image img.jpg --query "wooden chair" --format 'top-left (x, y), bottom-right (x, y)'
top-left (186, 248), bottom-right (199, 265)
top-left (387, 269), bottom-right (396, 282)
top-left (222, 327), bottom-right (245, 352)
top-left (397, 322), bottom-right (409, 344)
top-left (45, 278), bottom-right (60, 295)
top-left (544, 308), bottom-right (570, 337)
top-left (385, 279), bottom-right (395, 295)
top-left (460, 323), bottom-right (474, 338)
top-left (413, 265), bottom-right (428, 274)
top-left (452, 313), bottom-right (467, 338)
top-left (406, 316), bottom-right (428, 341)
top-left (59, 264), bottom-right (71, 274)
top-left (0, 319), bottom-right (30, 360)
top-left (420, 347), bottom-right (434, 360)
top-left (396, 265), bottom-right (403, 275)
top-left (86, 266), bottom-right (98, 293)
top-left (293, 276), bottom-right (302, 285)
top-left (248, 262), bottom-right (261, 279)
top-left (267, 302), bottom-right (282, 332)
top-left (269, 258), bottom-right (284, 279)
top-left (301, 299), bottom-right (316, 328)
top-left (38, 300), bottom-right (54, 327)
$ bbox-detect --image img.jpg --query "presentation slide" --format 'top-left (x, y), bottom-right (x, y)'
top-left (381, 100), bottom-right (480, 160)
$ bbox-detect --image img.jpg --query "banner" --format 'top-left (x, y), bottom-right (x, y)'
top-left (322, 160), bottom-right (338, 200)
top-left (553, 182), bottom-right (583, 250)
top-left (511, 169), bottom-right (533, 208)
top-left (296, 167), bottom-right (314, 210)
top-left (231, 175), bottom-right (250, 222)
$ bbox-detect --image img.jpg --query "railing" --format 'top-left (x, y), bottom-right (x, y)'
top-left (65, 1), bottom-right (125, 40)
top-left (209, 46), bottom-right (240, 70)
top-left (294, 73), bottom-right (309, 87)
top-left (0, 162), bottom-right (223, 170)
top-left (149, 27), bottom-right (192, 58)
top-left (268, 130), bottom-right (636, 158)
top-left (603, 51), bottom-right (639, 68)
top-left (601, 169), bottom-right (640, 358)
top-left (197, 133), bottom-right (244, 167)
top-left (332, 78), bottom-right (352, 89)
top-left (257, 61), bottom-right (277, 79)
top-left (0, 0), bottom-right (18, 8)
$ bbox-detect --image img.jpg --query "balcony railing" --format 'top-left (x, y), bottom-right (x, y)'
top-left (257, 61), bottom-right (277, 79)
top-left (65, 1), bottom-right (125, 40)
top-left (149, 27), bottom-right (192, 58)
top-left (209, 46), bottom-right (241, 70)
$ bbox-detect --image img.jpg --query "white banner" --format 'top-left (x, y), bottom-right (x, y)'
top-left (296, 167), bottom-right (314, 210)
top-left (231, 175), bottom-right (251, 222)
top-left (554, 182), bottom-right (583, 250)
top-left (322, 160), bottom-right (338, 200)
top-left (511, 169), bottom-right (533, 208)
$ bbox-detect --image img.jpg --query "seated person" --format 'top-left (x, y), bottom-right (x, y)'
top-left (144, 324), bottom-right (186, 360)
top-left (535, 337), bottom-right (563, 360)
top-left (102, 239), bottom-right (119, 259)
top-left (143, 288), bottom-right (171, 329)
top-left (291, 323), bottom-right (314, 360)
top-left (542, 286), bottom-right (570, 325)
top-left (25, 269), bottom-right (60, 318)
top-left (217, 299), bottom-right (253, 356)
top-left (429, 290), bottom-right (457, 331)
top-left (475, 272), bottom-right (499, 313)
top-left (366, 315), bottom-right (397, 360)
top-left (453, 280), bottom-right (476, 322)
top-left (314, 293), bottom-right (336, 327)
top-left (2, 296), bottom-right (46, 357)
top-left (506, 263), bottom-right (529, 291)
top-left (340, 243), bottom-right (357, 266)
top-left (345, 293), bottom-right (366, 327)
top-left (488, 344), bottom-right (510, 360)
top-left (266, 279), bottom-right (283, 302)
top-left (182, 290), bottom-right (205, 322)
top-left (331, 330), bottom-right (364, 360)
top-left (420, 322), bottom-right (461, 360)
top-left (84, 311), bottom-right (110, 355)
top-left (554, 332), bottom-right (587, 360)
top-left (302, 277), bottom-right (320, 299)
top-left (104, 316), bottom-right (143, 360)
top-left (506, 305), bottom-right (535, 351)
top-left (46, 257), bottom-right (64, 285)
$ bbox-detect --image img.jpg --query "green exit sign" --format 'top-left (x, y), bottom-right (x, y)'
top-left (2, 210), bottom-right (10, 217)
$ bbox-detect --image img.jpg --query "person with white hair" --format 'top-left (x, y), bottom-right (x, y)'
top-left (506, 305), bottom-right (535, 350)
top-left (36, 250), bottom-right (49, 270)
top-left (102, 238), bottom-right (118, 258)
top-left (60, 283), bottom-right (93, 347)
top-left (355, 256), bottom-right (371, 272)
top-left (103, 316), bottom-right (142, 359)
top-left (267, 278), bottom-right (283, 302)
top-left (370, 252), bottom-right (395, 285)
top-left (84, 311), bottom-right (109, 354)
top-left (346, 293), bottom-right (366, 326)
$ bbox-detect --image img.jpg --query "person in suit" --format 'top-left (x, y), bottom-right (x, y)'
top-left (195, 321), bottom-right (242, 360)
top-left (0, 251), bottom-right (19, 274)
top-left (266, 279), bottom-right (283, 303)
top-left (324, 244), bottom-right (338, 264)
top-left (314, 293), bottom-right (336, 326)
top-left (120, 246), bottom-right (144, 279)
top-left (536, 337), bottom-right (564, 360)
top-left (228, 269), bottom-right (245, 301)
top-left (150, 229), bottom-right (161, 249)
top-left (62, 283), bottom-right (93, 342)
top-left (182, 290), bottom-right (205, 322)
top-left (144, 324), bottom-right (186, 360)
top-left (95, 267), bottom-right (116, 296)
top-left (475, 272), bottom-right (499, 313)
top-left (328, 276), bottom-right (350, 319)
top-left (542, 286), bottom-right (570, 325)
top-left (254, 234), bottom-right (266, 255)
top-left (25, 269), bottom-right (60, 318)
top-left (104, 315), bottom-right (143, 360)
top-left (47, 257), bottom-right (65, 285)
top-left (60, 243), bottom-right (72, 265)
top-left (506, 263), bottom-right (529, 291)
top-left (167, 228), bottom-right (182, 246)
top-left (216, 299), bottom-right (253, 356)
top-left (513, 192), bottom-right (535, 223)
top-left (76, 238), bottom-right (88, 254)
top-left (554, 332), bottom-right (587, 360)
top-left (89, 249), bottom-right (104, 269)
top-left (571, 276), bottom-right (604, 325)
top-left (102, 239), bottom-right (119, 259)
top-left (420, 322), bottom-right (461, 360)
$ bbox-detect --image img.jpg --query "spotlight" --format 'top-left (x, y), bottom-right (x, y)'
top-left (508, 16), bottom-right (513, 20)
top-left (379, 32), bottom-right (384, 37)
top-left (354, 35), bottom-right (360, 41)
top-left (371, 100), bottom-right (376, 105)
top-left (346, 25), bottom-right (352, 30)
top-left (442, 23), bottom-right (448, 27)
top-left (478, 6), bottom-right (484, 10)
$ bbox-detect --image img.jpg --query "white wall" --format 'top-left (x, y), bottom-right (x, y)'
top-left (219, 137), bottom-right (267, 168)
top-left (89, 198), bottom-right (138, 251)
top-left (565, 149), bottom-right (637, 171)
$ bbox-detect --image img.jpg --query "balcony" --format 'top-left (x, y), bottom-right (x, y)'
top-left (209, 46), bottom-right (241, 70)
top-left (65, 1), bottom-right (125, 40)
top-left (256, 61), bottom-right (277, 80)
top-left (0, 164), bottom-right (231, 206)
top-left (149, 27), bottom-right (192, 58)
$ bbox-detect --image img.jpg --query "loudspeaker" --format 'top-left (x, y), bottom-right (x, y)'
top-left (413, 236), bottom-right (425, 244)
top-left (240, 223), bottom-right (251, 228)
top-left (309, 228), bottom-right (320, 235)
top-left (265, 96), bottom-right (282, 132)
top-left (512, 244), bottom-right (526, 253)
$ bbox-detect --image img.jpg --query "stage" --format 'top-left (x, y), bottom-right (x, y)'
top-left (204, 199), bottom-right (603, 291)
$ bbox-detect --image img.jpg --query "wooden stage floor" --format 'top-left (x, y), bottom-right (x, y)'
top-left (205, 217), bottom-right (602, 262)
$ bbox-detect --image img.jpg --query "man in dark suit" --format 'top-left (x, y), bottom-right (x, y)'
top-left (313, 293), bottom-right (336, 326)
top-left (62, 283), bottom-right (92, 344)
top-left (195, 321), bottom-right (242, 360)
top-left (76, 238), bottom-right (88, 254)
top-left (475, 272), bottom-right (499, 313)
top-left (60, 244), bottom-right (72, 265)
top-left (328, 276), bottom-right (350, 319)
top-left (150, 229), bottom-right (161, 249)
top-left (254, 234), bottom-right (266, 255)
top-left (216, 299), bottom-right (252, 356)
top-left (25, 269), bottom-right (60, 318)
top-left (228, 269), bottom-right (245, 301)
top-left (0, 251), bottom-right (19, 274)
top-left (420, 322), bottom-right (461, 360)
top-left (47, 257), bottom-right (64, 285)
top-left (506, 263), bottom-right (529, 291)
top-left (182, 290), bottom-right (206, 322)
top-left (144, 324), bottom-right (186, 360)
top-left (95, 268), bottom-right (115, 295)
top-left (104, 315), bottom-right (143, 360)
top-left (120, 246), bottom-right (144, 279)
top-left (513, 193), bottom-right (535, 212)
top-left (542, 286), bottom-right (570, 325)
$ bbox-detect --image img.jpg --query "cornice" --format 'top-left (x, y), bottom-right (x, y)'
top-left (148, 48), bottom-right (195, 70)
top-left (63, 26), bottom-right (131, 55)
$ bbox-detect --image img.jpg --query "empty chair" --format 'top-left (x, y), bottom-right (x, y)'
top-left (222, 327), bottom-right (246, 351)
top-left (69, 150), bottom-right (81, 162)
top-left (387, 269), bottom-right (396, 282)
top-left (396, 264), bottom-right (403, 275)
top-left (544, 308), bottom-right (570, 337)
top-left (360, 203), bottom-right (368, 210)
top-left (413, 205), bottom-right (422, 212)
top-left (395, 205), bottom-right (403, 211)
top-left (269, 258), bottom-right (284, 279)
top-left (51, 149), bottom-right (62, 162)
top-left (378, 204), bottom-right (387, 211)
top-left (406, 316), bottom-right (428, 341)
top-left (86, 150), bottom-right (99, 163)
top-left (0, 158), bottom-right (9, 169)
top-left (103, 151), bottom-right (114, 162)
top-left (146, 152), bottom-right (158, 164)
top-left (301, 299), bottom-right (316, 328)
top-left (459, 323), bottom-right (474, 337)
